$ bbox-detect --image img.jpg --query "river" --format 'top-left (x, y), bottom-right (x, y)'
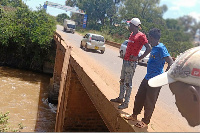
top-left (0, 66), bottom-right (56, 132)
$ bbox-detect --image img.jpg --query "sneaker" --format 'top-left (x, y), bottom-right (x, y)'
top-left (110, 97), bottom-right (123, 103)
top-left (118, 103), bottom-right (128, 109)
top-left (124, 114), bottom-right (137, 121)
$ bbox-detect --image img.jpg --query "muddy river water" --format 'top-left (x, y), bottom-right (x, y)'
top-left (0, 66), bottom-right (56, 132)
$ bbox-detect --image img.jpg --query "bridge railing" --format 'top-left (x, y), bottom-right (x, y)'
top-left (105, 40), bottom-right (121, 49)
top-left (54, 31), bottom-right (64, 44)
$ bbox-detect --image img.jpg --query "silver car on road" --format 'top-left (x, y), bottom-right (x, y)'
top-left (80, 33), bottom-right (105, 54)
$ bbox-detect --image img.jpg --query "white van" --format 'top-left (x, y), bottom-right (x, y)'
top-left (63, 19), bottom-right (76, 34)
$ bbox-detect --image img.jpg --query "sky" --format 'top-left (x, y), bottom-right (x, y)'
top-left (160, 0), bottom-right (200, 22)
top-left (22, 0), bottom-right (71, 16)
top-left (22, 0), bottom-right (200, 22)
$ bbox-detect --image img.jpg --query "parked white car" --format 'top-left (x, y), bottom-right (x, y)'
top-left (119, 40), bottom-right (150, 64)
top-left (80, 33), bottom-right (105, 54)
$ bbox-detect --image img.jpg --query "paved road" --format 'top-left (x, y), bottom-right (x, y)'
top-left (56, 25), bottom-right (199, 131)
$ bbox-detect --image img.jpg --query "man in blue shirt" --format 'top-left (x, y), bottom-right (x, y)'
top-left (148, 46), bottom-right (200, 127)
top-left (124, 28), bottom-right (174, 128)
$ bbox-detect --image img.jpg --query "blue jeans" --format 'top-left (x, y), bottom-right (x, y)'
top-left (119, 60), bottom-right (137, 104)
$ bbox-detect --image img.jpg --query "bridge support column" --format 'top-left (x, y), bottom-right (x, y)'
top-left (64, 68), bottom-right (109, 131)
top-left (48, 39), bottom-right (71, 104)
top-left (55, 66), bottom-right (109, 132)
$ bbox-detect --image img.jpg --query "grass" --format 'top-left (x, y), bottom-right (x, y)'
top-left (0, 112), bottom-right (23, 132)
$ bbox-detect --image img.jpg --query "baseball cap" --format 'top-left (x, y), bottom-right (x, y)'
top-left (127, 18), bottom-right (141, 27)
top-left (148, 46), bottom-right (200, 87)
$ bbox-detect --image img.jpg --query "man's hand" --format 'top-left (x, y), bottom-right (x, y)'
top-left (138, 56), bottom-right (143, 61)
top-left (164, 56), bottom-right (173, 71)
top-left (129, 55), bottom-right (138, 61)
top-left (138, 43), bottom-right (151, 61)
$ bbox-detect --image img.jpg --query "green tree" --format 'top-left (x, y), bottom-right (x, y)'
top-left (66, 0), bottom-right (115, 28)
top-left (0, 0), bottom-right (26, 7)
top-left (106, 3), bottom-right (117, 25)
top-left (0, 0), bottom-right (56, 71)
top-left (70, 13), bottom-right (84, 27)
top-left (165, 19), bottom-right (183, 30)
top-left (119, 0), bottom-right (167, 22)
top-left (65, 0), bottom-right (77, 7)
top-left (56, 13), bottom-right (70, 25)
top-left (66, 0), bottom-right (194, 57)
top-left (160, 27), bottom-right (193, 57)
top-left (178, 15), bottom-right (198, 38)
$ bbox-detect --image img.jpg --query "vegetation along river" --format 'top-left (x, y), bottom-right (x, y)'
top-left (0, 66), bottom-right (56, 132)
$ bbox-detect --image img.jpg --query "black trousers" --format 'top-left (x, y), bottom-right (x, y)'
top-left (133, 78), bottom-right (161, 124)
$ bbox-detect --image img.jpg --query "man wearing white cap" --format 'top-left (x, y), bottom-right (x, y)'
top-left (124, 28), bottom-right (173, 128)
top-left (149, 46), bottom-right (200, 127)
top-left (110, 18), bottom-right (151, 109)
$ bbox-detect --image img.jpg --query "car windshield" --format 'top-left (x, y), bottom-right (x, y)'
top-left (91, 35), bottom-right (104, 42)
top-left (141, 45), bottom-right (146, 51)
top-left (67, 24), bottom-right (75, 29)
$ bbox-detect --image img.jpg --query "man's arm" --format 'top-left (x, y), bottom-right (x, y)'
top-left (164, 56), bottom-right (174, 71)
top-left (138, 43), bottom-right (151, 61)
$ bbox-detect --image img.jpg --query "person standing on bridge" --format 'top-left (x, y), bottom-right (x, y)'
top-left (148, 46), bottom-right (200, 127)
top-left (124, 28), bottom-right (173, 128)
top-left (110, 18), bottom-right (151, 109)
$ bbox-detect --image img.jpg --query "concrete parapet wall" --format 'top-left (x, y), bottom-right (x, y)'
top-left (69, 53), bottom-right (135, 132)
top-left (53, 32), bottom-right (136, 132)
top-left (105, 40), bottom-right (121, 49)
top-left (63, 68), bottom-right (108, 132)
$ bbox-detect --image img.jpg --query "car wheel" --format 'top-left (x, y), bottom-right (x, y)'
top-left (85, 44), bottom-right (88, 51)
top-left (80, 42), bottom-right (83, 48)
top-left (100, 50), bottom-right (104, 54)
top-left (120, 50), bottom-right (123, 58)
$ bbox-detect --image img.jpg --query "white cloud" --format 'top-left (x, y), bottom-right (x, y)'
top-left (170, 6), bottom-right (180, 11)
top-left (189, 12), bottom-right (200, 22)
top-left (160, 0), bottom-right (200, 22)
top-left (172, 0), bottom-right (200, 8)
top-left (161, 0), bottom-right (168, 1)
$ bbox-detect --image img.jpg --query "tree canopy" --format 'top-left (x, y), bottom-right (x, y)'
top-left (65, 0), bottom-right (198, 56)
top-left (0, 0), bottom-right (56, 71)
top-left (56, 13), bottom-right (70, 25)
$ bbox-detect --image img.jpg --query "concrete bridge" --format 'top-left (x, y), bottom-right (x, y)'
top-left (48, 32), bottom-right (147, 132)
top-left (48, 31), bottom-right (196, 132)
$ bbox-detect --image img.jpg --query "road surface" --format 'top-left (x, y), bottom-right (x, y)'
top-left (56, 25), bottom-right (199, 132)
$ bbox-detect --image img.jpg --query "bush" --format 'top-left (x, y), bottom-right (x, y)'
top-left (0, 4), bottom-right (56, 71)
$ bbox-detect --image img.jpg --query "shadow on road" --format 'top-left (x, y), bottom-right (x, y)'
top-left (80, 47), bottom-right (103, 54)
